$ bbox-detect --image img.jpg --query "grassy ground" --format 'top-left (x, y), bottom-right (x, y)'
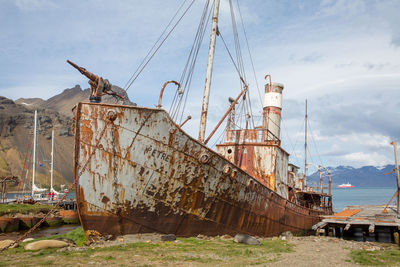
top-left (0, 233), bottom-right (293, 266)
top-left (1, 227), bottom-right (400, 266)
top-left (0, 204), bottom-right (54, 216)
top-left (350, 249), bottom-right (400, 266)
top-left (32, 226), bottom-right (87, 246)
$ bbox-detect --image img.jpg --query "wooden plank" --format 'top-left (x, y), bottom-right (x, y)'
top-left (312, 221), bottom-right (327, 231)
top-left (334, 209), bottom-right (361, 217)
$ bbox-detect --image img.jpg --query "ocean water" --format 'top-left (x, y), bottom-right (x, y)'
top-left (331, 187), bottom-right (397, 212)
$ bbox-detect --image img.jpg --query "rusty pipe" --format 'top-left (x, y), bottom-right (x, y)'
top-left (318, 165), bottom-right (332, 196)
top-left (204, 87), bottom-right (247, 145)
top-left (67, 60), bottom-right (98, 82)
top-left (157, 80), bottom-right (181, 108)
top-left (264, 74), bottom-right (272, 93)
top-left (179, 116), bottom-right (191, 127)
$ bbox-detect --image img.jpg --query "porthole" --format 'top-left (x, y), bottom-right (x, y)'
top-left (223, 165), bottom-right (232, 175)
top-left (199, 153), bottom-right (210, 164)
top-left (231, 170), bottom-right (237, 178)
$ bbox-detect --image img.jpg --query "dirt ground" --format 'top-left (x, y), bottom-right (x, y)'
top-left (271, 235), bottom-right (385, 267)
top-left (0, 233), bottom-right (399, 266)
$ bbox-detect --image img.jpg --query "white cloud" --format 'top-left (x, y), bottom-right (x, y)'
top-left (1, 0), bottom-right (400, 169)
top-left (341, 151), bottom-right (391, 167)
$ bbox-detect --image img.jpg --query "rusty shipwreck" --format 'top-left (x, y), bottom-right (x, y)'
top-left (71, 0), bottom-right (333, 238)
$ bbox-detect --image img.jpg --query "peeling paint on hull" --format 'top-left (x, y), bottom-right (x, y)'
top-left (74, 102), bottom-right (327, 238)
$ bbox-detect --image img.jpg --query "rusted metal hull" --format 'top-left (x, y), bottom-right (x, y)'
top-left (74, 102), bottom-right (327, 237)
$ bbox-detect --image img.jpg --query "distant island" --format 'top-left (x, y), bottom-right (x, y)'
top-left (309, 165), bottom-right (398, 188)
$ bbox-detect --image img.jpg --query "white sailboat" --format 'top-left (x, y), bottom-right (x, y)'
top-left (49, 129), bottom-right (62, 200)
top-left (31, 110), bottom-right (48, 201)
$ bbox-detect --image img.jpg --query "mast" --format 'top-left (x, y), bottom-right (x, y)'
top-left (304, 99), bottom-right (308, 190)
top-left (198, 0), bottom-right (221, 142)
top-left (32, 110), bottom-right (37, 196)
top-left (50, 129), bottom-right (54, 192)
top-left (390, 141), bottom-right (400, 216)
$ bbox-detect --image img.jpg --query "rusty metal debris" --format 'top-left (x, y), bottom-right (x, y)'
top-left (157, 80), bottom-right (181, 109)
top-left (179, 116), bottom-right (191, 127)
top-left (67, 60), bottom-right (124, 103)
top-left (0, 176), bottom-right (18, 204)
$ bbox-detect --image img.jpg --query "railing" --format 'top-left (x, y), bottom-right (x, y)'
top-left (225, 128), bottom-right (280, 144)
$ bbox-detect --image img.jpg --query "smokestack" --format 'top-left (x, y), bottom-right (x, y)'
top-left (263, 82), bottom-right (284, 140)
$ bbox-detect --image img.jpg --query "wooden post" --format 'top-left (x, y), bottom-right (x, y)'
top-left (390, 141), bottom-right (400, 217)
top-left (318, 166), bottom-right (323, 207)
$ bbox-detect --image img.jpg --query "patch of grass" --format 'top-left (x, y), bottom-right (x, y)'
top-left (260, 239), bottom-right (294, 253)
top-left (57, 226), bottom-right (86, 246)
top-left (31, 248), bottom-right (59, 257)
top-left (103, 255), bottom-right (115, 260)
top-left (26, 226), bottom-right (86, 247)
top-left (38, 260), bottom-right (55, 265)
top-left (350, 249), bottom-right (400, 266)
top-left (0, 204), bottom-right (53, 216)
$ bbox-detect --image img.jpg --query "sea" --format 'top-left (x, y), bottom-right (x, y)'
top-left (331, 187), bottom-right (396, 212)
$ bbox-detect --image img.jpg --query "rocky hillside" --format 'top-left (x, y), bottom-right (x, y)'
top-left (0, 96), bottom-right (73, 189)
top-left (16, 85), bottom-right (134, 117)
top-left (1, 84), bottom-right (134, 190)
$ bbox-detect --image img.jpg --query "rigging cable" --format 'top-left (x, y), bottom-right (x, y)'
top-left (123, 0), bottom-right (189, 91)
top-left (218, 31), bottom-right (243, 80)
top-left (228, 0), bottom-right (257, 130)
top-left (124, 0), bottom-right (197, 92)
top-left (17, 133), bottom-right (32, 194)
top-left (308, 118), bottom-right (325, 168)
top-left (169, 0), bottom-right (212, 122)
top-left (236, 0), bottom-right (263, 109)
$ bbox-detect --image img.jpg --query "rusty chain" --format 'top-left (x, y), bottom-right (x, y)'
top-left (0, 118), bottom-right (111, 253)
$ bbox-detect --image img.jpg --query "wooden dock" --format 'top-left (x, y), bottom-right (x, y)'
top-left (313, 205), bottom-right (400, 243)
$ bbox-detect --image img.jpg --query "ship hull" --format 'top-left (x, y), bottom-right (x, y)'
top-left (74, 102), bottom-right (328, 237)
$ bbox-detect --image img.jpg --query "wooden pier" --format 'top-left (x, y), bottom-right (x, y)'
top-left (313, 205), bottom-right (400, 244)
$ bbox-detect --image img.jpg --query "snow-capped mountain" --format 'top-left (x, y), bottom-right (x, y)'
top-left (308, 165), bottom-right (398, 187)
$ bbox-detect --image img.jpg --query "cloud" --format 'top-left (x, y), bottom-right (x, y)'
top-left (377, 0), bottom-right (400, 46)
top-left (1, 0), bottom-right (400, 169)
top-left (341, 151), bottom-right (392, 167)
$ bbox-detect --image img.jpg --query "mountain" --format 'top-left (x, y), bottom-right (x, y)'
top-left (16, 84), bottom-right (135, 117)
top-left (0, 96), bottom-right (73, 189)
top-left (308, 165), bottom-right (398, 188)
top-left (1, 85), bottom-right (135, 190)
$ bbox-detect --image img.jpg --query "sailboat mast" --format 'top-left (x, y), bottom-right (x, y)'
top-left (390, 141), bottom-right (400, 216)
top-left (198, 0), bottom-right (221, 143)
top-left (50, 129), bottom-right (54, 192)
top-left (32, 110), bottom-right (37, 196)
top-left (304, 99), bottom-right (307, 189)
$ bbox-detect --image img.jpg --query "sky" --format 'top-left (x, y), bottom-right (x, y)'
top-left (1, 0), bottom-right (400, 173)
